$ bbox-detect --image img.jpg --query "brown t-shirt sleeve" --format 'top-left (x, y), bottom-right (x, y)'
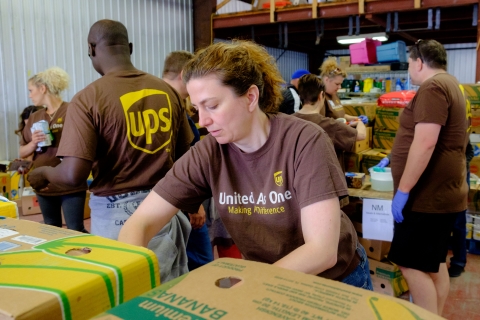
top-left (154, 139), bottom-right (213, 213)
top-left (321, 117), bottom-right (357, 152)
top-left (56, 91), bottom-right (98, 161)
top-left (293, 126), bottom-right (349, 208)
top-left (412, 83), bottom-right (449, 125)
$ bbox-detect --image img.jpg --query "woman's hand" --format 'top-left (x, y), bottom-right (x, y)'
top-left (31, 130), bottom-right (46, 145)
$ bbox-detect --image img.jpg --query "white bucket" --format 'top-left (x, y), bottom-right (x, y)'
top-left (368, 167), bottom-right (394, 192)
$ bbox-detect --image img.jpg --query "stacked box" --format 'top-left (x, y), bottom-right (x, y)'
top-left (0, 217), bottom-right (159, 320)
top-left (342, 102), bottom-right (377, 124)
top-left (373, 130), bottom-right (396, 149)
top-left (353, 127), bottom-right (372, 153)
top-left (375, 107), bottom-right (403, 131)
top-left (21, 187), bottom-right (41, 215)
top-left (344, 151), bottom-right (363, 173)
top-left (361, 148), bottom-right (390, 174)
top-left (0, 173), bottom-right (12, 200)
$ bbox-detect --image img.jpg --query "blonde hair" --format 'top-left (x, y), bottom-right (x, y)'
top-left (319, 58), bottom-right (347, 79)
top-left (183, 40), bottom-right (284, 113)
top-left (29, 67), bottom-right (69, 97)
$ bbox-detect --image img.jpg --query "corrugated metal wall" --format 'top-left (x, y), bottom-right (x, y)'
top-left (214, 38), bottom-right (309, 84)
top-left (0, 0), bottom-right (193, 161)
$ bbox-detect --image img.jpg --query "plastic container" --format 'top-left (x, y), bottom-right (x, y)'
top-left (349, 39), bottom-right (378, 64)
top-left (368, 167), bottom-right (394, 192)
top-left (395, 78), bottom-right (403, 91)
top-left (376, 41), bottom-right (407, 63)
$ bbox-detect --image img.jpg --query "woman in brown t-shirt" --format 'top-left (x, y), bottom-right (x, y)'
top-left (119, 40), bottom-right (372, 290)
top-left (319, 58), bottom-right (368, 125)
top-left (19, 67), bottom-right (88, 232)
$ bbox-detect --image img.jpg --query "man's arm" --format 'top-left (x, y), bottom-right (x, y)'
top-left (397, 123), bottom-right (441, 193)
top-left (273, 197), bottom-right (340, 275)
top-left (28, 157), bottom-right (92, 190)
top-left (118, 191), bottom-right (179, 247)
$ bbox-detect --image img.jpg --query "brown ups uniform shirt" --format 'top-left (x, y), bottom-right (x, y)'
top-left (57, 70), bottom-right (193, 196)
top-left (154, 113), bottom-right (359, 280)
top-left (292, 112), bottom-right (358, 173)
top-left (21, 102), bottom-right (87, 196)
top-left (322, 93), bottom-right (346, 119)
top-left (391, 73), bottom-right (469, 213)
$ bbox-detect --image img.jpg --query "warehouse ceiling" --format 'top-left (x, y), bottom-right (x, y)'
top-left (212, 1), bottom-right (479, 53)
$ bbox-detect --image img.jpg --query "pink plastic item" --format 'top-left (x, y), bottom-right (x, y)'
top-left (349, 39), bottom-right (378, 64)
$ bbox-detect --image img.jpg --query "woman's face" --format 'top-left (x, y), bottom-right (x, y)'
top-left (187, 74), bottom-right (255, 146)
top-left (323, 75), bottom-right (344, 95)
top-left (28, 82), bottom-right (45, 106)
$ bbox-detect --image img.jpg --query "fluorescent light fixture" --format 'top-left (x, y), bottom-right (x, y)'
top-left (336, 32), bottom-right (389, 45)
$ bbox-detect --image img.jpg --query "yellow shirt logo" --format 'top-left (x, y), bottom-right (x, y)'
top-left (57, 117), bottom-right (63, 123)
top-left (274, 171), bottom-right (283, 187)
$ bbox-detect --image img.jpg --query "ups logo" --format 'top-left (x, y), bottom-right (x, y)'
top-left (274, 171), bottom-right (283, 187)
top-left (121, 89), bottom-right (173, 154)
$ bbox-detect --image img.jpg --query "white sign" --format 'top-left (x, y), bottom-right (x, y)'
top-left (362, 199), bottom-right (394, 241)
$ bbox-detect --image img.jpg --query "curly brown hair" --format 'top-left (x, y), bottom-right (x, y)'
top-left (182, 40), bottom-right (284, 113)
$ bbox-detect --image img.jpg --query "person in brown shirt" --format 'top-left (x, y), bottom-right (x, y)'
top-left (387, 40), bottom-right (469, 315)
top-left (319, 58), bottom-right (368, 125)
top-left (118, 40), bottom-right (373, 290)
top-left (293, 74), bottom-right (366, 171)
top-left (20, 67), bottom-right (88, 232)
top-left (27, 20), bottom-right (193, 283)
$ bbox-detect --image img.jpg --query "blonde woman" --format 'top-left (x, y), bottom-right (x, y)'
top-left (319, 58), bottom-right (368, 124)
top-left (20, 67), bottom-right (88, 232)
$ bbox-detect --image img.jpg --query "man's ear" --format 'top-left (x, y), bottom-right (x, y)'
top-left (88, 44), bottom-right (96, 57)
top-left (319, 91), bottom-right (325, 103)
top-left (129, 43), bottom-right (133, 55)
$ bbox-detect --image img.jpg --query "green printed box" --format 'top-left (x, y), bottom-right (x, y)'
top-left (373, 130), bottom-right (397, 150)
top-left (94, 258), bottom-right (440, 320)
top-left (375, 107), bottom-right (403, 131)
top-left (342, 103), bottom-right (377, 124)
top-left (368, 259), bottom-right (409, 297)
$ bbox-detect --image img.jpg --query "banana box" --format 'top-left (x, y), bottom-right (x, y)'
top-left (352, 127), bottom-right (372, 153)
top-left (375, 107), bottom-right (403, 131)
top-left (94, 258), bottom-right (441, 320)
top-left (0, 173), bottom-right (12, 200)
top-left (344, 151), bottom-right (364, 173)
top-left (0, 217), bottom-right (159, 320)
top-left (0, 198), bottom-right (18, 219)
top-left (368, 259), bottom-right (409, 297)
top-left (361, 148), bottom-right (390, 174)
top-left (462, 83), bottom-right (480, 108)
top-left (342, 102), bottom-right (377, 124)
top-left (373, 129), bottom-right (396, 150)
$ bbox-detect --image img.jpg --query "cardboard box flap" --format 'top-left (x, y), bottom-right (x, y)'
top-left (95, 258), bottom-right (443, 320)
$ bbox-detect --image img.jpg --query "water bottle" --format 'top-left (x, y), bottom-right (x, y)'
top-left (395, 78), bottom-right (403, 91)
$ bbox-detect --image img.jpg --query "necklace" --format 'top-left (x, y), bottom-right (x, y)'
top-left (47, 104), bottom-right (61, 120)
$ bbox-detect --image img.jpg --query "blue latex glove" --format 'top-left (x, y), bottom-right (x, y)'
top-left (358, 115), bottom-right (368, 124)
top-left (375, 157), bottom-right (390, 168)
top-left (392, 190), bottom-right (409, 223)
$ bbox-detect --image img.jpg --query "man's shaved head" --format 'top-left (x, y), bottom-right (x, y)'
top-left (88, 19), bottom-right (129, 46)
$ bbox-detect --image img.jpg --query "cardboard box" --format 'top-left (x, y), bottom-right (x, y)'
top-left (462, 83), bottom-right (480, 108)
top-left (0, 217), bottom-right (159, 320)
top-left (0, 173), bottom-right (12, 200)
top-left (358, 237), bottom-right (391, 261)
top-left (361, 148), bottom-right (390, 174)
top-left (375, 107), bottom-right (404, 131)
top-left (344, 151), bottom-right (364, 173)
top-left (373, 129), bottom-right (396, 150)
top-left (368, 259), bottom-right (409, 297)
top-left (21, 187), bottom-right (41, 215)
top-left (345, 172), bottom-right (365, 189)
top-left (353, 127), bottom-right (372, 153)
top-left (0, 198), bottom-right (18, 219)
top-left (338, 56), bottom-right (350, 69)
top-left (94, 258), bottom-right (440, 320)
top-left (342, 102), bottom-right (377, 124)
